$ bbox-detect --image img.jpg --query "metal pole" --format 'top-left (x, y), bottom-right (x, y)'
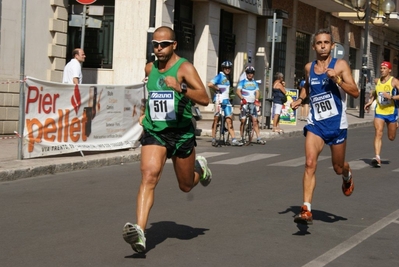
top-left (261, 65), bottom-right (267, 129)
top-left (261, 13), bottom-right (277, 129)
top-left (359, 1), bottom-right (369, 118)
top-left (80, 5), bottom-right (87, 49)
top-left (18, 0), bottom-right (27, 160)
top-left (268, 12), bottom-right (277, 100)
top-left (261, 12), bottom-right (277, 129)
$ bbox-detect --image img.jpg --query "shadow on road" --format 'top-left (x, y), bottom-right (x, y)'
top-left (125, 221), bottom-right (209, 258)
top-left (279, 206), bottom-right (348, 235)
top-left (359, 158), bottom-right (390, 167)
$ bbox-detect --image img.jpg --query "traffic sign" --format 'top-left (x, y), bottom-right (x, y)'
top-left (76, 0), bottom-right (97, 4)
top-left (331, 43), bottom-right (345, 59)
top-left (266, 19), bottom-right (282, 43)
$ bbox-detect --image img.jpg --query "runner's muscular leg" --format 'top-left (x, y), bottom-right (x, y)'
top-left (137, 145), bottom-right (167, 230)
top-left (172, 148), bottom-right (200, 192)
top-left (330, 141), bottom-right (349, 177)
top-left (374, 118), bottom-right (385, 156)
top-left (303, 132), bottom-right (325, 203)
top-left (387, 121), bottom-right (398, 141)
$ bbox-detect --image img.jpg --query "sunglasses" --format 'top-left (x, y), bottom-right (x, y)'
top-left (152, 40), bottom-right (175, 49)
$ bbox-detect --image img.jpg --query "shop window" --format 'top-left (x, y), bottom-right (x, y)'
top-left (370, 43), bottom-right (379, 76)
top-left (295, 31), bottom-right (310, 84)
top-left (174, 0), bottom-right (195, 63)
top-left (67, 0), bottom-right (115, 69)
top-left (383, 47), bottom-right (390, 62)
top-left (272, 26), bottom-right (287, 78)
top-left (349, 47), bottom-right (357, 70)
top-left (219, 10), bottom-right (235, 75)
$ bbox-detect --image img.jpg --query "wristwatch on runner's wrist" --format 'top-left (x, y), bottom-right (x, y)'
top-left (180, 82), bottom-right (187, 93)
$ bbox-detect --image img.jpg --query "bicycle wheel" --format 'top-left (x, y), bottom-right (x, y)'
top-left (214, 115), bottom-right (221, 147)
top-left (248, 118), bottom-right (254, 143)
top-left (244, 116), bottom-right (254, 145)
top-left (219, 114), bottom-right (226, 146)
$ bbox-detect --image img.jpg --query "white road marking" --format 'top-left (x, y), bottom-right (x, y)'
top-left (211, 153), bottom-right (279, 165)
top-left (196, 152), bottom-right (229, 159)
top-left (166, 152), bottom-right (228, 164)
top-left (328, 159), bottom-right (371, 170)
top-left (302, 209), bottom-right (399, 267)
top-left (269, 156), bottom-right (330, 167)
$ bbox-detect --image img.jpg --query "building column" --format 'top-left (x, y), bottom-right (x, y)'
top-left (113, 0), bottom-right (150, 84)
top-left (193, 1), bottom-right (220, 101)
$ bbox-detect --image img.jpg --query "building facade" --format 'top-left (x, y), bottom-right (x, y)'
top-left (1, 0), bottom-right (399, 134)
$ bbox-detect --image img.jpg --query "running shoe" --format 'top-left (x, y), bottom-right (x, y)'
top-left (123, 223), bottom-right (146, 253)
top-left (231, 139), bottom-right (243, 146)
top-left (211, 139), bottom-right (217, 147)
top-left (256, 139), bottom-right (266, 145)
top-left (196, 156), bottom-right (212, 186)
top-left (371, 158), bottom-right (381, 168)
top-left (342, 171), bottom-right (354, 197)
top-left (294, 205), bottom-right (313, 225)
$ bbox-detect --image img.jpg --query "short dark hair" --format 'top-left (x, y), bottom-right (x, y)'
top-left (311, 28), bottom-right (334, 46)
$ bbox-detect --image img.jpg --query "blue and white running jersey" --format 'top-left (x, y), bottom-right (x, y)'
top-left (237, 78), bottom-right (259, 103)
top-left (210, 72), bottom-right (231, 104)
top-left (308, 58), bottom-right (348, 129)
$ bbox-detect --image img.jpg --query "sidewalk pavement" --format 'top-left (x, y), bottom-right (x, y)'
top-left (0, 109), bottom-right (374, 182)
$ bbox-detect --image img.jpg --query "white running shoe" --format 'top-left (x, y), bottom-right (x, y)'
top-left (231, 139), bottom-right (243, 146)
top-left (123, 223), bottom-right (146, 253)
top-left (196, 156), bottom-right (212, 186)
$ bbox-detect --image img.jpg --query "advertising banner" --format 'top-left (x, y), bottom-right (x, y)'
top-left (279, 88), bottom-right (299, 125)
top-left (23, 77), bottom-right (144, 159)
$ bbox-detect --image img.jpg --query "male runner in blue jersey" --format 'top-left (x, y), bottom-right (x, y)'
top-left (290, 29), bottom-right (359, 225)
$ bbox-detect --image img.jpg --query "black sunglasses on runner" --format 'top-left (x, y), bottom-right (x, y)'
top-left (152, 40), bottom-right (175, 49)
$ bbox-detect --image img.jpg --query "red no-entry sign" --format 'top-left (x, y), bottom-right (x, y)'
top-left (76, 0), bottom-right (97, 4)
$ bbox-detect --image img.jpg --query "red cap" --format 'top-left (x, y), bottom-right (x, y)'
top-left (381, 61), bottom-right (392, 69)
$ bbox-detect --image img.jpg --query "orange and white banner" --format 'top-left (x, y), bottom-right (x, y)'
top-left (23, 77), bottom-right (144, 159)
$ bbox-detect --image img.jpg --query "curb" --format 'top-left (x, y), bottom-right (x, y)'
top-left (198, 121), bottom-right (374, 140)
top-left (0, 149), bottom-right (141, 182)
top-left (0, 121), bottom-right (373, 182)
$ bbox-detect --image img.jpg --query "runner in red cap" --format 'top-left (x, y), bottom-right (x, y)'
top-left (381, 61), bottom-right (392, 69)
top-left (365, 61), bottom-right (399, 167)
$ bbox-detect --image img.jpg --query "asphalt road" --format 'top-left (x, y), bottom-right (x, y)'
top-left (1, 125), bottom-right (398, 267)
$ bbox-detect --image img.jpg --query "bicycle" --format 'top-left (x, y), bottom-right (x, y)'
top-left (241, 103), bottom-right (254, 145)
top-left (214, 102), bottom-right (231, 147)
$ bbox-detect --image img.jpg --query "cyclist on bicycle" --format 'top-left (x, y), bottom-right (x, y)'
top-left (208, 61), bottom-right (243, 146)
top-left (236, 66), bottom-right (266, 144)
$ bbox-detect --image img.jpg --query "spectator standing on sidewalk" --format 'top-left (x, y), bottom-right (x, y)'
top-left (364, 61), bottom-right (399, 167)
top-left (236, 66), bottom-right (265, 144)
top-left (290, 28), bottom-right (359, 225)
top-left (62, 48), bottom-right (86, 84)
top-left (208, 61), bottom-right (243, 146)
top-left (272, 72), bottom-right (286, 133)
top-left (298, 78), bottom-right (310, 121)
top-left (122, 26), bottom-right (212, 253)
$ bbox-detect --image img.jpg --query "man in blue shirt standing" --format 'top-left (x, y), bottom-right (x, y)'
top-left (236, 66), bottom-right (265, 144)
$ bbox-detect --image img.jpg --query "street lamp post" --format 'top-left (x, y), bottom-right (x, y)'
top-left (351, 0), bottom-right (396, 118)
top-left (359, 0), bottom-right (370, 119)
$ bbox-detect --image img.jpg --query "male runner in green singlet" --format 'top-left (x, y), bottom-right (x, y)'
top-left (122, 26), bottom-right (211, 253)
